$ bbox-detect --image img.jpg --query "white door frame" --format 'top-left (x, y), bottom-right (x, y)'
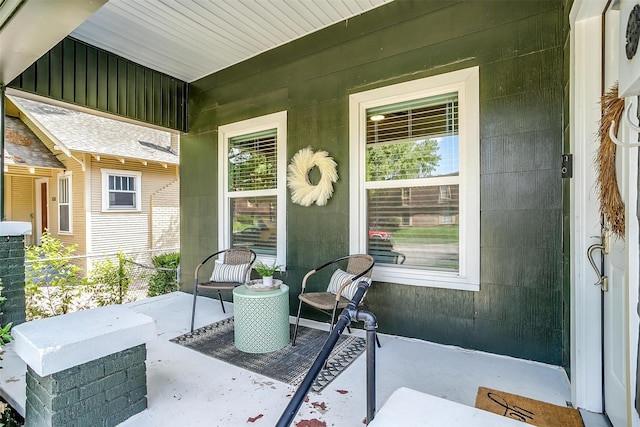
top-left (571, 4), bottom-right (640, 423)
top-left (569, 0), bottom-right (607, 413)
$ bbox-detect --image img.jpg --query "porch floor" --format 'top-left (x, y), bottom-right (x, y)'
top-left (0, 292), bottom-right (607, 426)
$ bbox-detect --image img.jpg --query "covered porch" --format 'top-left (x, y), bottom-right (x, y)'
top-left (1, 0), bottom-right (638, 425)
top-left (0, 291), bottom-right (598, 426)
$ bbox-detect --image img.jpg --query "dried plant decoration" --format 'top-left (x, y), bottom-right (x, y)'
top-left (598, 83), bottom-right (625, 237)
top-left (287, 147), bottom-right (338, 207)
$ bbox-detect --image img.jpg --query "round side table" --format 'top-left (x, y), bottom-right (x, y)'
top-left (233, 284), bottom-right (290, 353)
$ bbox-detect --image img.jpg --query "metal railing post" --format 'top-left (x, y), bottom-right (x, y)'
top-left (347, 308), bottom-right (377, 424)
top-left (276, 280), bottom-right (377, 426)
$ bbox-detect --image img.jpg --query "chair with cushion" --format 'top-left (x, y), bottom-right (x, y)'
top-left (190, 248), bottom-right (256, 332)
top-left (292, 254), bottom-right (378, 346)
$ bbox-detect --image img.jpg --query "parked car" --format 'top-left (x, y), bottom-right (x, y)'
top-left (368, 228), bottom-right (392, 240)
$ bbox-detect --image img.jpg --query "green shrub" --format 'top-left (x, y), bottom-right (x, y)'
top-left (88, 250), bottom-right (133, 306)
top-left (25, 232), bottom-right (87, 320)
top-left (0, 279), bottom-right (13, 355)
top-left (148, 252), bottom-right (180, 297)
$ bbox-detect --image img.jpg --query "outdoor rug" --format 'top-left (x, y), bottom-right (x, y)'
top-left (475, 386), bottom-right (584, 427)
top-left (170, 317), bottom-right (366, 393)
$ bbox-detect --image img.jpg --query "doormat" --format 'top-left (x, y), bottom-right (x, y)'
top-left (170, 317), bottom-right (366, 393)
top-left (475, 387), bottom-right (584, 427)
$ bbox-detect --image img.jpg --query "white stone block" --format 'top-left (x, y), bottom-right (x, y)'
top-left (12, 305), bottom-right (157, 376)
top-left (368, 387), bottom-right (525, 427)
top-left (0, 221), bottom-right (32, 236)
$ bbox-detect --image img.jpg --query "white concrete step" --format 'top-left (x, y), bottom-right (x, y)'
top-left (369, 387), bottom-right (525, 427)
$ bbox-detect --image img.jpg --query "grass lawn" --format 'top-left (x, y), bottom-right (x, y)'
top-left (392, 225), bottom-right (458, 244)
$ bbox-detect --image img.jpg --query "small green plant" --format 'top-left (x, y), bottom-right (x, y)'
top-left (0, 398), bottom-right (22, 427)
top-left (25, 231), bottom-right (86, 320)
top-left (0, 283), bottom-right (18, 426)
top-left (0, 280), bottom-right (13, 350)
top-left (88, 250), bottom-right (133, 306)
top-left (148, 252), bottom-right (180, 297)
top-left (0, 280), bottom-right (15, 427)
top-left (253, 260), bottom-right (282, 277)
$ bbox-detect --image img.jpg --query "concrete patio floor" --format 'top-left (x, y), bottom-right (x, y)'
top-left (0, 291), bottom-right (607, 426)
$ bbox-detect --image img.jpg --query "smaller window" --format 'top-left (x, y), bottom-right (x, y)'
top-left (439, 185), bottom-right (451, 201)
top-left (218, 111), bottom-right (287, 267)
top-left (58, 173), bottom-right (72, 233)
top-left (101, 169), bottom-right (142, 211)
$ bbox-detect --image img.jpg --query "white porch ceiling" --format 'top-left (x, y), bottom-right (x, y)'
top-left (70, 0), bottom-right (392, 83)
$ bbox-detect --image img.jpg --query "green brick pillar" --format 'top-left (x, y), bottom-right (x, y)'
top-left (25, 345), bottom-right (148, 427)
top-left (0, 223), bottom-right (31, 326)
top-left (12, 304), bottom-right (157, 427)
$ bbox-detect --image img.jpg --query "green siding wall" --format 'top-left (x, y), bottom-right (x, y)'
top-left (182, 0), bottom-right (565, 364)
top-left (9, 37), bottom-right (188, 132)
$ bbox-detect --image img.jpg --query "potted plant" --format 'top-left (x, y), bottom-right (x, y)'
top-left (254, 261), bottom-right (282, 286)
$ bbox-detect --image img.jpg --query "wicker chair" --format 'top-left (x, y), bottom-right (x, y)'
top-left (292, 254), bottom-right (379, 347)
top-left (190, 248), bottom-right (256, 332)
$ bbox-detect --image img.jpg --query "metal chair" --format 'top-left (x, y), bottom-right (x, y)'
top-left (190, 248), bottom-right (256, 332)
top-left (292, 254), bottom-right (380, 347)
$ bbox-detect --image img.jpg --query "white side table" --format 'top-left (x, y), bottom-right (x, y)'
top-left (233, 284), bottom-right (290, 353)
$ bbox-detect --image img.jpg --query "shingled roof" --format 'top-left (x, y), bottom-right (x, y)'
top-left (4, 115), bottom-right (65, 169)
top-left (9, 96), bottom-right (178, 165)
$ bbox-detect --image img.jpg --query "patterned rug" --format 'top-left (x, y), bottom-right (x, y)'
top-left (170, 317), bottom-right (366, 393)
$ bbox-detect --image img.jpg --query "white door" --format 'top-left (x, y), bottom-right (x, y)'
top-left (602, 7), bottom-right (639, 422)
top-left (601, 117), bottom-right (639, 427)
top-left (570, 0), bottom-right (640, 420)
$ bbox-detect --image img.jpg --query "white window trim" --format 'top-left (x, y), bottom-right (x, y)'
top-left (100, 169), bottom-right (142, 212)
top-left (218, 111), bottom-right (288, 268)
top-left (349, 66), bottom-right (480, 291)
top-left (57, 172), bottom-right (72, 234)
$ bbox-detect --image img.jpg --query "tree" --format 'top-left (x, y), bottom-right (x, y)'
top-left (228, 146), bottom-right (276, 191)
top-left (366, 139), bottom-right (441, 181)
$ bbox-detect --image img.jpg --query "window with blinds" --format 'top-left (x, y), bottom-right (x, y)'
top-left (350, 67), bottom-right (479, 290)
top-left (58, 175), bottom-right (71, 233)
top-left (227, 129), bottom-right (278, 255)
top-left (366, 93), bottom-right (459, 181)
top-left (220, 112), bottom-right (287, 263)
top-left (228, 129), bottom-right (277, 191)
top-left (230, 196), bottom-right (277, 253)
top-left (365, 93), bottom-right (460, 272)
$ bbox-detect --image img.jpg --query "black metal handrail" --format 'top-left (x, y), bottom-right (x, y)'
top-left (276, 280), bottom-right (378, 426)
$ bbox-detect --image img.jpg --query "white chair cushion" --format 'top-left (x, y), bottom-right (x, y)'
top-left (326, 268), bottom-right (372, 301)
top-left (210, 260), bottom-right (249, 283)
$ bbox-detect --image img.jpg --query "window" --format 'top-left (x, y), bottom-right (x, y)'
top-left (58, 173), bottom-right (71, 233)
top-left (219, 111), bottom-right (287, 267)
top-left (101, 169), bottom-right (142, 211)
top-left (349, 67), bottom-right (479, 290)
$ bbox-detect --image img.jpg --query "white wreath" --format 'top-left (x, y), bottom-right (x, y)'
top-left (287, 147), bottom-right (338, 207)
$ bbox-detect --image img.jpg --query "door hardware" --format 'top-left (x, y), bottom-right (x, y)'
top-left (587, 229), bottom-right (611, 292)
